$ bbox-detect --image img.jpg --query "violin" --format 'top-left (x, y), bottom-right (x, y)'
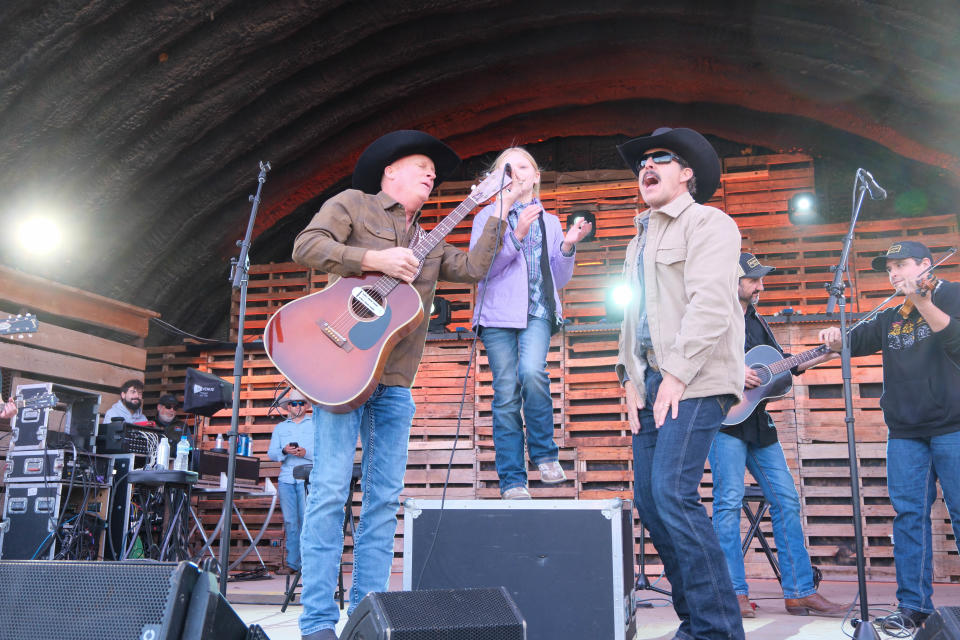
top-left (899, 271), bottom-right (939, 318)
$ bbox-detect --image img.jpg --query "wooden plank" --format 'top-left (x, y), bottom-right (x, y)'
top-left (0, 264), bottom-right (159, 338)
top-left (0, 339), bottom-right (143, 389)
top-left (0, 306), bottom-right (145, 370)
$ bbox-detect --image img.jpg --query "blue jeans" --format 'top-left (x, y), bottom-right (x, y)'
top-left (278, 480), bottom-right (306, 570)
top-left (299, 385), bottom-right (416, 636)
top-left (887, 431), bottom-right (960, 614)
top-left (632, 370), bottom-right (744, 640)
top-left (481, 317), bottom-right (559, 492)
top-left (708, 432), bottom-right (815, 598)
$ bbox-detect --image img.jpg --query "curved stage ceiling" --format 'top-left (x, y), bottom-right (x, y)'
top-left (1, 1), bottom-right (958, 342)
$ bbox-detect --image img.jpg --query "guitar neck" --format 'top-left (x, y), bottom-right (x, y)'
top-left (413, 194), bottom-right (480, 260)
top-left (767, 344), bottom-right (830, 376)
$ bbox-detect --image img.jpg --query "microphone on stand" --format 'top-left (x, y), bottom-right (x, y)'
top-left (269, 385), bottom-right (291, 413)
top-left (858, 168), bottom-right (888, 200)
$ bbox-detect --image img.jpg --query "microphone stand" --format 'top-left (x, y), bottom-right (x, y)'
top-left (823, 173), bottom-right (880, 640)
top-left (218, 160), bottom-right (271, 595)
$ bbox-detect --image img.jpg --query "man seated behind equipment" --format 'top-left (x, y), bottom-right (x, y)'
top-left (102, 378), bottom-right (146, 423)
top-left (156, 393), bottom-right (188, 446)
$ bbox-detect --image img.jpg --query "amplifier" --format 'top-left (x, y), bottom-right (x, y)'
top-left (0, 482), bottom-right (110, 560)
top-left (193, 449), bottom-right (260, 483)
top-left (11, 382), bottom-right (101, 452)
top-left (917, 606), bottom-right (960, 639)
top-left (403, 499), bottom-right (636, 640)
top-left (4, 449), bottom-right (113, 485)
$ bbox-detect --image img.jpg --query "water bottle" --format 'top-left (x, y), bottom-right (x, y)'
top-left (174, 435), bottom-right (191, 471)
top-left (156, 437), bottom-right (170, 470)
top-left (215, 432), bottom-right (224, 450)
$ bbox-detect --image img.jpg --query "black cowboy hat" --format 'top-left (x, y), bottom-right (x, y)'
top-left (352, 130), bottom-right (461, 195)
top-left (617, 127), bottom-right (722, 204)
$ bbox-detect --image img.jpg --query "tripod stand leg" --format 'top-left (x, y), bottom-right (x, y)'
top-left (635, 518), bottom-right (672, 597)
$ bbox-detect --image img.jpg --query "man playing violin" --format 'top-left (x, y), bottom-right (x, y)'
top-left (819, 240), bottom-right (960, 628)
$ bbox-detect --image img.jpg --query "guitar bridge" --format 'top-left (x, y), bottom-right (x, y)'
top-left (318, 321), bottom-right (353, 352)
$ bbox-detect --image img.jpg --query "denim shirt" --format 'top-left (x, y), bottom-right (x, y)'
top-left (635, 214), bottom-right (653, 351)
top-left (267, 418), bottom-right (315, 484)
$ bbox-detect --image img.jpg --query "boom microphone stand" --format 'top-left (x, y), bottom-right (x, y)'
top-left (218, 160), bottom-right (271, 595)
top-left (823, 168), bottom-right (881, 640)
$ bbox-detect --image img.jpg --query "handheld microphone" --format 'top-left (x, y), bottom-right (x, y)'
top-left (503, 163), bottom-right (512, 177)
top-left (858, 168), bottom-right (887, 200)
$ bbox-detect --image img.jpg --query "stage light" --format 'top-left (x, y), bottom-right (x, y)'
top-left (788, 192), bottom-right (818, 225)
top-left (604, 282), bottom-right (633, 322)
top-left (428, 295), bottom-right (452, 333)
top-left (566, 210), bottom-right (597, 242)
top-left (17, 216), bottom-right (62, 254)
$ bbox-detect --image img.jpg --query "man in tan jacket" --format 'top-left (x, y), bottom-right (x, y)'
top-left (616, 127), bottom-right (745, 640)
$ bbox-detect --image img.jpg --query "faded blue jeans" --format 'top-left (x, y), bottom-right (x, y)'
top-left (632, 370), bottom-right (744, 640)
top-left (299, 385), bottom-right (416, 636)
top-left (708, 432), bottom-right (816, 599)
top-left (481, 317), bottom-right (559, 492)
top-left (887, 431), bottom-right (960, 614)
top-left (278, 480), bottom-right (306, 571)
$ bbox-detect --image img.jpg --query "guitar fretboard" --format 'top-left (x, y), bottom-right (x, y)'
top-left (764, 344), bottom-right (831, 376)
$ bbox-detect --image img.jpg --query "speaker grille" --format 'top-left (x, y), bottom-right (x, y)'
top-left (0, 560), bottom-right (188, 640)
top-left (377, 588), bottom-right (524, 640)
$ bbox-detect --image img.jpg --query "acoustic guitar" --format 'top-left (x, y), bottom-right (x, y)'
top-left (722, 343), bottom-right (831, 426)
top-left (264, 168), bottom-right (512, 413)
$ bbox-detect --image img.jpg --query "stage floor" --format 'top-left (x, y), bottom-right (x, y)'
top-left (228, 572), bottom-right (960, 639)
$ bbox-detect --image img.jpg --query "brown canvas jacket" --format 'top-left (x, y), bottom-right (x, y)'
top-left (293, 189), bottom-right (502, 387)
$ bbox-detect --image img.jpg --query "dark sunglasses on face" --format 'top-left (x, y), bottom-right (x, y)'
top-left (287, 401), bottom-right (306, 407)
top-left (637, 151), bottom-right (682, 170)
top-left (160, 404), bottom-right (176, 409)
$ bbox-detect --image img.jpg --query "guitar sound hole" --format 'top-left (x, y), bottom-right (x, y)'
top-left (754, 366), bottom-right (772, 385)
top-left (350, 288), bottom-right (385, 320)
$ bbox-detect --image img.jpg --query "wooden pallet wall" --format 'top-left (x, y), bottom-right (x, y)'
top-left (152, 154), bottom-right (959, 581)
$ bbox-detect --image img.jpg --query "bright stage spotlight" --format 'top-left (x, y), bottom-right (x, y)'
top-left (788, 192), bottom-right (818, 225)
top-left (17, 217), bottom-right (62, 254)
top-left (604, 282), bottom-right (633, 322)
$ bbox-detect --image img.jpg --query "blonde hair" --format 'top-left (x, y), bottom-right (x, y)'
top-left (488, 147), bottom-right (541, 199)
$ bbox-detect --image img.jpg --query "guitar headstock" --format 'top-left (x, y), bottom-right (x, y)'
top-left (469, 167), bottom-right (513, 204)
top-left (14, 392), bottom-right (58, 411)
top-left (0, 313), bottom-right (38, 339)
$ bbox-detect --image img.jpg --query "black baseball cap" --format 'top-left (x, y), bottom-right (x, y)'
top-left (737, 252), bottom-right (775, 279)
top-left (871, 241), bottom-right (933, 271)
top-left (158, 393), bottom-right (180, 408)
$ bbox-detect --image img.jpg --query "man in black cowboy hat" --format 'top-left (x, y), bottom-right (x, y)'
top-left (710, 253), bottom-right (846, 619)
top-left (615, 127), bottom-right (746, 639)
top-left (292, 130), bottom-right (506, 640)
top-left (820, 240), bottom-right (960, 629)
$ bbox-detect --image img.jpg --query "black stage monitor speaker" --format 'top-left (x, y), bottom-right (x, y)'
top-left (184, 368), bottom-right (233, 417)
top-left (917, 607), bottom-right (960, 640)
top-left (0, 559), bottom-right (267, 640)
top-left (340, 587), bottom-right (526, 640)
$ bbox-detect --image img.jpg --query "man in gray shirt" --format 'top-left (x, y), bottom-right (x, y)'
top-left (102, 379), bottom-right (147, 423)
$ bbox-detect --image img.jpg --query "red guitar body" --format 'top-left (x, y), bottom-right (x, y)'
top-left (263, 273), bottom-right (424, 413)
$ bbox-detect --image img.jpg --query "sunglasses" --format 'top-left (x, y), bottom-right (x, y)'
top-left (637, 151), bottom-right (682, 170)
top-left (287, 401), bottom-right (306, 407)
top-left (160, 404), bottom-right (177, 409)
